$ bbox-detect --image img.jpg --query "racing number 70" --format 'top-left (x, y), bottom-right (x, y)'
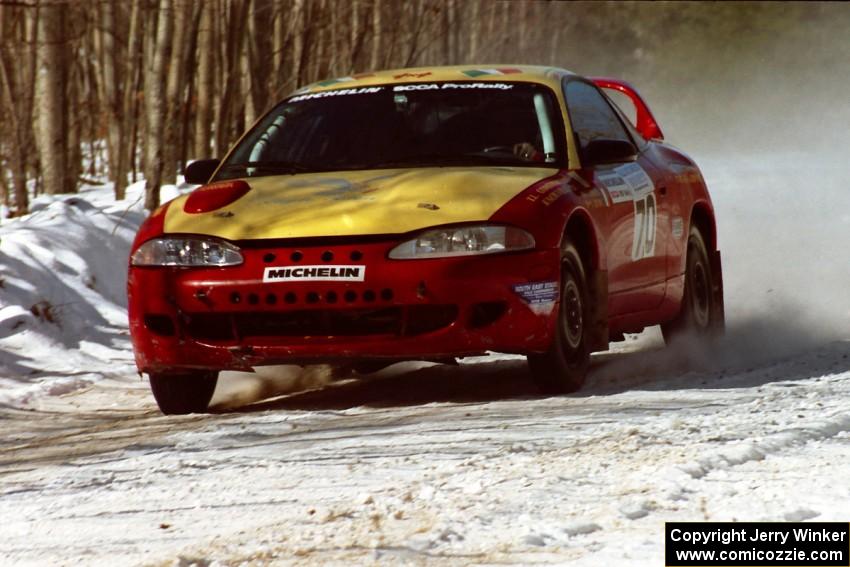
top-left (631, 193), bottom-right (656, 260)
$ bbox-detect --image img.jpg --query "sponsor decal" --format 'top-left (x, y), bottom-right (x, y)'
top-left (393, 71), bottom-right (432, 79)
top-left (631, 193), bottom-right (657, 260)
top-left (672, 216), bottom-right (684, 239)
top-left (584, 194), bottom-right (608, 210)
top-left (596, 162), bottom-right (657, 260)
top-left (289, 87), bottom-right (383, 102)
top-left (263, 265), bottom-right (366, 283)
top-left (525, 179), bottom-right (567, 206)
top-left (316, 77), bottom-right (356, 87)
top-left (513, 281), bottom-right (558, 304)
top-left (462, 68), bottom-right (522, 77)
top-left (392, 82), bottom-right (514, 92)
top-left (597, 162), bottom-right (653, 203)
top-left (672, 165), bottom-right (703, 186)
top-left (315, 73), bottom-right (376, 87)
top-left (617, 162), bottom-right (654, 197)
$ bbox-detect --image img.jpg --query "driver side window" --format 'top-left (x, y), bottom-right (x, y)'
top-left (564, 81), bottom-right (632, 151)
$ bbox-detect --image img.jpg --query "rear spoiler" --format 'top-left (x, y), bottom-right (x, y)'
top-left (590, 77), bottom-right (664, 141)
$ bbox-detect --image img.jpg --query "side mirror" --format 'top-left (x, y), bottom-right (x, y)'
top-left (183, 159), bottom-right (220, 185)
top-left (582, 139), bottom-right (637, 166)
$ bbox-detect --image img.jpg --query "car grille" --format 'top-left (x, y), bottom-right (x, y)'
top-left (224, 287), bottom-right (395, 306)
top-left (182, 305), bottom-right (458, 341)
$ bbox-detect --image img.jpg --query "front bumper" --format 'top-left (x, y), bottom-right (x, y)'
top-left (128, 239), bottom-right (561, 373)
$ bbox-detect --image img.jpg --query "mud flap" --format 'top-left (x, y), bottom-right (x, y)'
top-left (710, 250), bottom-right (725, 334)
top-left (588, 269), bottom-right (609, 352)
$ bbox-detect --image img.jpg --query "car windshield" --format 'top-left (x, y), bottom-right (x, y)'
top-left (216, 81), bottom-right (565, 179)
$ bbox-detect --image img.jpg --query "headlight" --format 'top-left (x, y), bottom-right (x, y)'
top-left (130, 236), bottom-right (243, 267)
top-left (388, 224), bottom-right (535, 259)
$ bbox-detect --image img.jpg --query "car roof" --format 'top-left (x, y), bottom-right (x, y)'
top-left (296, 64), bottom-right (575, 94)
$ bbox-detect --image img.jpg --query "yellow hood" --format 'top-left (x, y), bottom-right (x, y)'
top-left (163, 167), bottom-right (555, 240)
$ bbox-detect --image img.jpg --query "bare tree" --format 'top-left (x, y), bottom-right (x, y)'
top-left (35, 0), bottom-right (73, 195)
top-left (193, 0), bottom-right (213, 159)
top-left (2, 0), bottom-right (843, 218)
top-left (213, 0), bottom-right (249, 156)
top-left (142, 0), bottom-right (173, 211)
top-left (161, 0), bottom-right (188, 185)
top-left (0, 3), bottom-right (37, 214)
top-left (178, 0), bottom-right (203, 170)
top-left (370, 0), bottom-right (381, 70)
top-left (97, 0), bottom-right (135, 199)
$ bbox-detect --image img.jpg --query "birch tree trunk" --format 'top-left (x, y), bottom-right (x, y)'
top-left (248, 0), bottom-right (273, 116)
top-left (294, 0), bottom-right (310, 86)
top-left (125, 0), bottom-right (144, 184)
top-left (143, 0), bottom-right (173, 211)
top-left (370, 0), bottom-right (381, 70)
top-left (35, 0), bottom-right (73, 195)
top-left (348, 0), bottom-right (360, 72)
top-left (468, 0), bottom-right (479, 62)
top-left (0, 3), bottom-right (36, 215)
top-left (65, 43), bottom-right (81, 192)
top-left (99, 0), bottom-right (131, 199)
top-left (241, 35), bottom-right (255, 127)
top-left (272, 0), bottom-right (287, 83)
top-left (441, 0), bottom-right (451, 65)
top-left (162, 0), bottom-right (187, 185)
top-left (194, 0), bottom-right (213, 158)
top-left (213, 0), bottom-right (249, 156)
top-left (179, 1), bottom-right (203, 167)
top-left (0, 53), bottom-right (29, 214)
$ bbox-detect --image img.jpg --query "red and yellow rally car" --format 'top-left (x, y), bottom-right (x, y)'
top-left (128, 65), bottom-right (724, 414)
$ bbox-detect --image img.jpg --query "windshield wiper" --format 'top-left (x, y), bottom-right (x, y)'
top-left (219, 160), bottom-right (317, 176)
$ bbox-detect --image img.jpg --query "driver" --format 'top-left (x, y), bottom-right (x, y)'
top-left (513, 142), bottom-right (543, 162)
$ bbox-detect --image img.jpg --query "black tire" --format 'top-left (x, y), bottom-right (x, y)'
top-left (661, 225), bottom-right (722, 343)
top-left (149, 371), bottom-right (218, 415)
top-left (527, 243), bottom-right (591, 394)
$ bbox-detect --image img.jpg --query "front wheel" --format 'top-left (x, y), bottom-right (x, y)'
top-left (527, 243), bottom-right (591, 394)
top-left (149, 371), bottom-right (218, 415)
top-left (661, 225), bottom-right (723, 343)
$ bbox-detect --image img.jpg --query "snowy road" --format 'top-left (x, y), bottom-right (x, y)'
top-left (2, 153), bottom-right (850, 565)
top-left (2, 331), bottom-right (850, 566)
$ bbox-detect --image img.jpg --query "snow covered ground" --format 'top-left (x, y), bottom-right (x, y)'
top-left (0, 154), bottom-right (848, 566)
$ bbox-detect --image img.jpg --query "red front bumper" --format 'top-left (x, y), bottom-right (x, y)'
top-left (128, 239), bottom-right (560, 373)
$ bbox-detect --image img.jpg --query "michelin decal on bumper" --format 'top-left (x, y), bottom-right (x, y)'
top-left (263, 265), bottom-right (366, 282)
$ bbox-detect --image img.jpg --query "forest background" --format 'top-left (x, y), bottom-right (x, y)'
top-left (1, 0), bottom-right (848, 215)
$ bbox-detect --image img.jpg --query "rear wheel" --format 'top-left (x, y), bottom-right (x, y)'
top-left (661, 225), bottom-right (722, 343)
top-left (527, 243), bottom-right (591, 394)
top-left (149, 371), bottom-right (218, 415)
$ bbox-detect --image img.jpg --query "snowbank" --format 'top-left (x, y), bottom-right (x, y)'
top-left (0, 180), bottom-right (183, 407)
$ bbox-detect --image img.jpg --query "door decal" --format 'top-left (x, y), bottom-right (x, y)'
top-left (596, 162), bottom-right (658, 260)
top-left (632, 193), bottom-right (656, 259)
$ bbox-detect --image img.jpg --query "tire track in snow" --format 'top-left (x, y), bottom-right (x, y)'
top-left (677, 411), bottom-right (850, 480)
top-left (1, 339), bottom-right (849, 565)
